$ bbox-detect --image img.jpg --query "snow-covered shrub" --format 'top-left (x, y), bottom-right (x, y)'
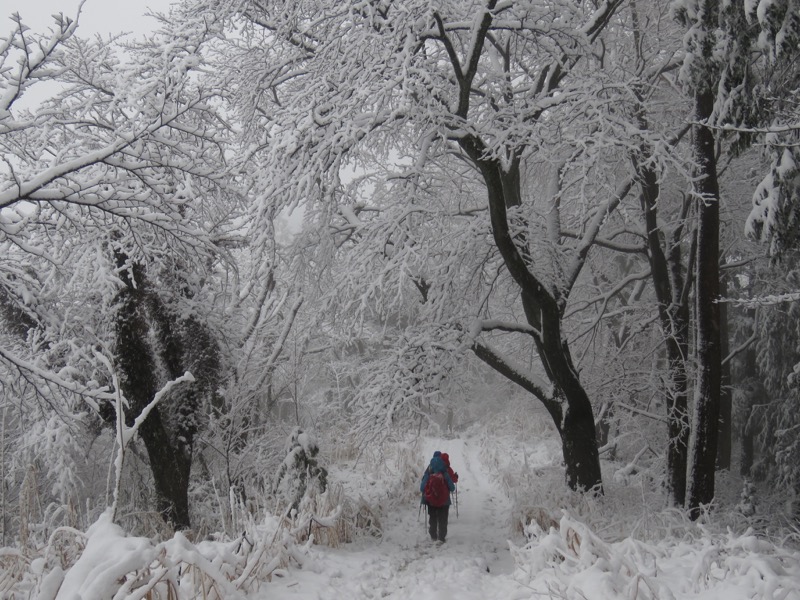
top-left (311, 431), bottom-right (417, 545)
top-left (287, 482), bottom-right (350, 547)
top-left (737, 478), bottom-right (757, 518)
top-left (2, 393), bottom-right (117, 547)
top-left (469, 398), bottom-right (611, 535)
top-left (512, 512), bottom-right (800, 600)
top-left (4, 508), bottom-right (308, 599)
top-left (379, 441), bottom-right (426, 507)
top-left (186, 408), bottom-right (291, 539)
top-left (273, 427), bottom-right (328, 513)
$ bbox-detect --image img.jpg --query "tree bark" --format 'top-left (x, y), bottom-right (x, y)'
top-left (114, 258), bottom-right (195, 530)
top-left (687, 88), bottom-right (722, 518)
top-left (136, 406), bottom-right (193, 530)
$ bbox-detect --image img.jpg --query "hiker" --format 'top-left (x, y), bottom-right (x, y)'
top-left (420, 451), bottom-right (456, 543)
top-left (441, 452), bottom-right (459, 484)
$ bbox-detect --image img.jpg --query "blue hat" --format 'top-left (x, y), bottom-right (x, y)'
top-left (433, 451), bottom-right (441, 457)
top-left (429, 456), bottom-right (446, 473)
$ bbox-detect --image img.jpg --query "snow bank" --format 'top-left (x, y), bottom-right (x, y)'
top-left (512, 513), bottom-right (800, 600)
top-left (5, 508), bottom-right (305, 600)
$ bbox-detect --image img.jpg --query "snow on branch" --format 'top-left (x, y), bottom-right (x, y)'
top-left (719, 292), bottom-right (800, 306)
top-left (252, 295), bottom-right (304, 391)
top-left (703, 122), bottom-right (800, 136)
top-left (470, 318), bottom-right (540, 338)
top-left (0, 7), bottom-right (81, 115)
top-left (0, 345), bottom-right (115, 413)
top-left (564, 268), bottom-right (652, 320)
top-left (615, 401), bottom-right (668, 423)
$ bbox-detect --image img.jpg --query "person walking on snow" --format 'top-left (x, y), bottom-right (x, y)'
top-left (420, 451), bottom-right (455, 543)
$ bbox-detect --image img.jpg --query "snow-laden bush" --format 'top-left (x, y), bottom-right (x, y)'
top-left (273, 427), bottom-right (328, 513)
top-left (4, 508), bottom-right (310, 599)
top-left (512, 513), bottom-right (800, 600)
top-left (283, 480), bottom-right (383, 547)
top-left (271, 427), bottom-right (383, 546)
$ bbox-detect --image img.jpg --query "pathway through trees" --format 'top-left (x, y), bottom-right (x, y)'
top-left (255, 437), bottom-right (519, 599)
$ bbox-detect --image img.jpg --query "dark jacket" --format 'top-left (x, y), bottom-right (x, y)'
top-left (420, 456), bottom-right (455, 506)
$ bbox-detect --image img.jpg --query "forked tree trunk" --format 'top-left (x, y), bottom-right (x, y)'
top-left (530, 298), bottom-right (603, 491)
top-left (437, 1), bottom-right (626, 495)
top-left (463, 137), bottom-right (603, 493)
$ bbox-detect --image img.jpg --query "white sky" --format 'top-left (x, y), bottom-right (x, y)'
top-left (3, 0), bottom-right (175, 37)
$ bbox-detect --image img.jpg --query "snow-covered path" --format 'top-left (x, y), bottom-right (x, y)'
top-left (254, 437), bottom-right (520, 599)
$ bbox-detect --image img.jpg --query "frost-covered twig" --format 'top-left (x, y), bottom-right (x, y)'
top-left (0, 346), bottom-right (114, 413)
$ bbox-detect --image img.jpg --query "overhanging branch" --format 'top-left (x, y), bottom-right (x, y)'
top-left (471, 341), bottom-right (561, 422)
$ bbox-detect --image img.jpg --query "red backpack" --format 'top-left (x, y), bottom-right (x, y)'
top-left (424, 472), bottom-right (449, 507)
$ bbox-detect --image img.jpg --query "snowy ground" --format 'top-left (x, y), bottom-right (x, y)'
top-left (7, 430), bottom-right (800, 599)
top-left (252, 434), bottom-right (800, 600)
top-left (254, 437), bottom-right (524, 600)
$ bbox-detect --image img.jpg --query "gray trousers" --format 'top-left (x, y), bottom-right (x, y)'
top-left (427, 505), bottom-right (450, 542)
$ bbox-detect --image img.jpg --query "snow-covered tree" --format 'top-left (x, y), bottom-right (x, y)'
top-left (672, 0), bottom-right (800, 515)
top-left (178, 0), bottom-right (657, 494)
top-left (0, 10), bottom-right (241, 530)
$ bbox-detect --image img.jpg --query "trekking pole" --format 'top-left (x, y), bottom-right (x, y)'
top-left (455, 485), bottom-right (459, 519)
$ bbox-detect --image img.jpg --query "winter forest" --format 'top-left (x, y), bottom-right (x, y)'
top-left (1, 0), bottom-right (800, 598)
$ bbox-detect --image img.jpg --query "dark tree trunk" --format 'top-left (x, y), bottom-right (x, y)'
top-left (628, 49), bottom-right (694, 505)
top-left (636, 162), bottom-right (692, 507)
top-left (529, 295), bottom-right (603, 491)
top-left (559, 386), bottom-right (604, 492)
top-left (136, 407), bottom-right (193, 530)
top-left (739, 315), bottom-right (759, 477)
top-left (596, 402), bottom-right (616, 460)
top-left (740, 406), bottom-right (755, 478)
top-left (687, 88), bottom-right (722, 518)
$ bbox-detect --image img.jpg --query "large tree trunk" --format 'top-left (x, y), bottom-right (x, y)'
top-left (136, 407), bottom-right (193, 530)
top-left (687, 88), bottom-right (722, 518)
top-left (559, 381), bottom-right (604, 491)
top-left (626, 11), bottom-right (694, 498)
top-left (114, 259), bottom-right (196, 531)
top-left (437, 1), bottom-right (626, 494)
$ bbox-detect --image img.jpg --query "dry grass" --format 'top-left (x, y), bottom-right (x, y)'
top-left (283, 480), bottom-right (384, 549)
